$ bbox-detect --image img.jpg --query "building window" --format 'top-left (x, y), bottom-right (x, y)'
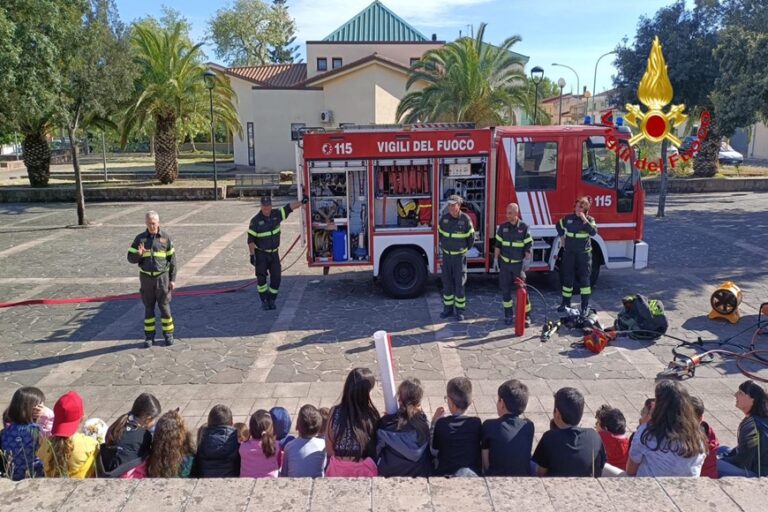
top-left (247, 122), bottom-right (255, 166)
top-left (410, 58), bottom-right (420, 67)
top-left (514, 141), bottom-right (558, 190)
top-left (317, 58), bottom-right (327, 71)
top-left (332, 57), bottom-right (343, 69)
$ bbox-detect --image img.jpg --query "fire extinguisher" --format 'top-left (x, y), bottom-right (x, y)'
top-left (514, 277), bottom-right (527, 337)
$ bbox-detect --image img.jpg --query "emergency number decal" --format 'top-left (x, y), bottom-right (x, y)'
top-left (322, 142), bottom-right (353, 156)
top-left (593, 194), bottom-right (613, 207)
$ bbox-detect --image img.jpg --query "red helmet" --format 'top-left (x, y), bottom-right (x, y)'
top-left (584, 331), bottom-right (611, 354)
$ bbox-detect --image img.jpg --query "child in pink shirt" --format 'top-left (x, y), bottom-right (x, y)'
top-left (239, 410), bottom-right (282, 478)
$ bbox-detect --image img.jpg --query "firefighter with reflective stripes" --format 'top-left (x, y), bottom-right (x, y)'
top-left (556, 196), bottom-right (598, 316)
top-left (127, 210), bottom-right (177, 348)
top-left (493, 203), bottom-right (533, 326)
top-left (247, 195), bottom-right (307, 311)
top-left (438, 195), bottom-right (475, 321)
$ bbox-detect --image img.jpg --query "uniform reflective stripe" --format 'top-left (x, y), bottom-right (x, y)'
top-left (161, 322), bottom-right (174, 332)
top-left (525, 301), bottom-right (532, 313)
top-left (128, 247), bottom-right (139, 254)
top-left (280, 207), bottom-right (287, 220)
top-left (580, 287), bottom-right (592, 295)
top-left (248, 229), bottom-right (259, 237)
top-left (256, 248), bottom-right (279, 253)
top-left (503, 300), bottom-right (514, 308)
top-left (511, 241), bottom-right (526, 248)
top-left (257, 284), bottom-right (269, 293)
top-left (166, 248), bottom-right (175, 256)
top-left (523, 235), bottom-right (533, 243)
top-left (144, 318), bottom-right (156, 324)
top-left (142, 251), bottom-right (168, 258)
top-left (443, 249), bottom-right (467, 256)
top-left (455, 297), bottom-right (466, 308)
top-left (139, 269), bottom-right (168, 276)
top-left (161, 317), bottom-right (173, 324)
top-left (562, 286), bottom-right (573, 292)
top-left (495, 235), bottom-right (510, 247)
top-left (417, 204), bottom-right (432, 209)
top-left (562, 286), bottom-right (573, 298)
top-left (559, 219), bottom-right (565, 229)
top-left (268, 288), bottom-right (279, 295)
top-left (443, 295), bottom-right (454, 306)
top-left (439, 227), bottom-right (473, 239)
top-left (144, 325), bottom-right (156, 332)
top-left (566, 232), bottom-right (590, 238)
top-left (499, 255), bottom-right (521, 263)
top-left (253, 227), bottom-right (281, 238)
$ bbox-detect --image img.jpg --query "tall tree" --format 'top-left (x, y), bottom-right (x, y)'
top-left (58, 0), bottom-right (136, 225)
top-left (397, 23), bottom-right (529, 127)
top-left (712, 0), bottom-right (768, 138)
top-left (268, 0), bottom-right (300, 64)
top-left (123, 22), bottom-right (241, 183)
top-left (612, 0), bottom-right (720, 216)
top-left (0, 1), bottom-right (81, 187)
top-left (209, 0), bottom-right (277, 66)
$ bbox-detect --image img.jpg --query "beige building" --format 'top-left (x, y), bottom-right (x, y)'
top-left (540, 89), bottom-right (617, 125)
top-left (220, 0), bottom-right (528, 172)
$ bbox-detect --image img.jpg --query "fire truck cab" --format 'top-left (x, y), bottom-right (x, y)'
top-left (297, 123), bottom-right (648, 298)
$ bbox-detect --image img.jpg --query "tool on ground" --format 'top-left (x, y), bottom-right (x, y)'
top-left (708, 281), bottom-right (743, 324)
top-left (514, 277), bottom-right (528, 337)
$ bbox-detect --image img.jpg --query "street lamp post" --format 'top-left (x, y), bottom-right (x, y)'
top-left (203, 70), bottom-right (218, 201)
top-left (552, 63), bottom-right (579, 96)
top-left (557, 77), bottom-right (566, 125)
top-left (530, 66), bottom-right (544, 125)
top-left (589, 50), bottom-right (617, 120)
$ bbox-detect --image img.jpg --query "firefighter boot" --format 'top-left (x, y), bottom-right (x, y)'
top-left (268, 294), bottom-right (277, 310)
top-left (164, 333), bottom-right (175, 346)
top-left (144, 333), bottom-right (154, 349)
top-left (557, 297), bottom-right (571, 314)
top-left (504, 307), bottom-right (514, 326)
top-left (261, 298), bottom-right (270, 311)
top-left (580, 296), bottom-right (590, 319)
top-left (455, 309), bottom-right (465, 321)
top-left (525, 314), bottom-right (532, 328)
top-left (439, 305), bottom-right (454, 319)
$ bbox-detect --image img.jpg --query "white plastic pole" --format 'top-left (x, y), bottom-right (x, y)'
top-left (374, 330), bottom-right (398, 414)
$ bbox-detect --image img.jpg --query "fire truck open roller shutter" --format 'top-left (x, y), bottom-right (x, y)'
top-left (438, 157), bottom-right (487, 164)
top-left (374, 159), bottom-right (431, 166)
top-left (309, 160), bottom-right (367, 171)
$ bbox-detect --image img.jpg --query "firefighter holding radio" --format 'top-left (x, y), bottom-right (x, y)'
top-left (438, 195), bottom-right (475, 321)
top-left (556, 196), bottom-right (598, 316)
top-left (493, 203), bottom-right (533, 326)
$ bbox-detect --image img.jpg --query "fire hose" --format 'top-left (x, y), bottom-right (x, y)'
top-left (0, 235), bottom-right (303, 309)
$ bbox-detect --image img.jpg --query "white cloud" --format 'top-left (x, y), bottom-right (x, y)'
top-left (291, 0), bottom-right (493, 41)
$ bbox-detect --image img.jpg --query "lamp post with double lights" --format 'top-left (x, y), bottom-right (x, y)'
top-left (557, 77), bottom-right (566, 125)
top-left (552, 62), bottom-right (579, 96)
top-left (589, 50), bottom-right (617, 120)
top-left (530, 66), bottom-right (544, 125)
top-left (203, 70), bottom-right (218, 200)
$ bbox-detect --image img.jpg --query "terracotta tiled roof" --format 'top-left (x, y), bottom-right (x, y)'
top-left (299, 53), bottom-right (411, 87)
top-left (226, 64), bottom-right (307, 88)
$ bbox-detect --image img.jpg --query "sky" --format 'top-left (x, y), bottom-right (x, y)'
top-left (114, 0), bottom-right (678, 95)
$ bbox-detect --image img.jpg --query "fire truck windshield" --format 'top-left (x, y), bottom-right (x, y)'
top-left (582, 136), bottom-right (632, 190)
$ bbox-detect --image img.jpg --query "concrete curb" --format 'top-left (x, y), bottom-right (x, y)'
top-left (2, 476), bottom-right (764, 511)
top-left (641, 176), bottom-right (768, 194)
top-left (0, 185), bottom-right (299, 202)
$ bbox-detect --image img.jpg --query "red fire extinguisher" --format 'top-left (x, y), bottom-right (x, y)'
top-left (514, 277), bottom-right (527, 337)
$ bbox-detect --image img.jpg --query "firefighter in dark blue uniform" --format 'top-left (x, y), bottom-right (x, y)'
top-left (247, 195), bottom-right (307, 310)
top-left (556, 196), bottom-right (598, 315)
top-left (127, 210), bottom-right (177, 347)
top-left (494, 203), bottom-right (533, 326)
top-left (438, 195), bottom-right (475, 321)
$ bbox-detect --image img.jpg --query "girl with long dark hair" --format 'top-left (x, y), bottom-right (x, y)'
top-left (717, 380), bottom-right (768, 477)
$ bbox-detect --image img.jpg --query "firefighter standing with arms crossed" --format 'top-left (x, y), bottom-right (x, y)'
top-left (127, 211), bottom-right (177, 348)
top-left (248, 195), bottom-right (308, 311)
top-left (438, 195), bottom-right (475, 321)
top-left (556, 196), bottom-right (598, 316)
top-left (493, 203), bottom-right (533, 326)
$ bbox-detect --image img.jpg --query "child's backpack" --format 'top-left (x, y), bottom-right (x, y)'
top-left (614, 294), bottom-right (668, 340)
top-left (0, 423), bottom-right (44, 480)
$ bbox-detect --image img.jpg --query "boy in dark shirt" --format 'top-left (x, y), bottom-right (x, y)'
top-left (431, 377), bottom-right (482, 476)
top-left (481, 379), bottom-right (534, 476)
top-left (532, 387), bottom-right (606, 477)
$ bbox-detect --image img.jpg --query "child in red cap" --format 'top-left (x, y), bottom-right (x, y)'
top-left (37, 391), bottom-right (99, 478)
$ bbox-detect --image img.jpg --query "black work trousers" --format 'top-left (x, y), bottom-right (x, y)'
top-left (561, 250), bottom-right (592, 304)
top-left (255, 250), bottom-right (281, 302)
top-left (139, 272), bottom-right (173, 337)
top-left (442, 254), bottom-right (467, 311)
top-left (499, 262), bottom-right (531, 314)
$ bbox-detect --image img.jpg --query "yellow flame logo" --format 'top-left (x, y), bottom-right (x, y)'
top-left (625, 36), bottom-right (687, 146)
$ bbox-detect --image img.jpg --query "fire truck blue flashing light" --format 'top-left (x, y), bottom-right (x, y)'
top-left (584, 115), bottom-right (593, 125)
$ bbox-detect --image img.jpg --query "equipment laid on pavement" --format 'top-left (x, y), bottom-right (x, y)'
top-left (614, 294), bottom-right (668, 340)
top-left (708, 281), bottom-right (743, 324)
top-left (514, 277), bottom-right (528, 337)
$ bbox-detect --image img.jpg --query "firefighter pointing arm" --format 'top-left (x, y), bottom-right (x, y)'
top-left (127, 210), bottom-right (177, 348)
top-left (494, 203), bottom-right (533, 326)
top-left (247, 195), bottom-right (308, 311)
top-left (556, 196), bottom-right (598, 316)
top-left (438, 195), bottom-right (474, 322)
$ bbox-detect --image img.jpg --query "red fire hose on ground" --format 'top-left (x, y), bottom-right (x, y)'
top-left (0, 235), bottom-right (303, 309)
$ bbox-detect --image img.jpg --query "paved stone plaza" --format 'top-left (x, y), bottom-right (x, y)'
top-left (1, 191), bottom-right (768, 452)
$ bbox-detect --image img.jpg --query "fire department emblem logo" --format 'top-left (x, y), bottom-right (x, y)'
top-left (321, 143), bottom-right (333, 156)
top-left (624, 36), bottom-right (687, 146)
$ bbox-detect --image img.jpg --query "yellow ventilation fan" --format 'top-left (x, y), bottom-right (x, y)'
top-left (708, 281), bottom-right (743, 324)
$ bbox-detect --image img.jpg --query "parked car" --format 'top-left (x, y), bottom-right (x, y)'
top-left (718, 141), bottom-right (743, 165)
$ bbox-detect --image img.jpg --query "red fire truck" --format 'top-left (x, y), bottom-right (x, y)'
top-left (297, 123), bottom-right (648, 298)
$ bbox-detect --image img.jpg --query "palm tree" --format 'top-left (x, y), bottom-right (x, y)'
top-left (397, 23), bottom-right (530, 127)
top-left (123, 22), bottom-right (241, 183)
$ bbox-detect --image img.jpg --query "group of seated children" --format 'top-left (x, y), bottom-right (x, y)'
top-left (3, 371), bottom-right (768, 480)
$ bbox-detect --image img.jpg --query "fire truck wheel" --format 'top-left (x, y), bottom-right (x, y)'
top-left (380, 248), bottom-right (427, 299)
